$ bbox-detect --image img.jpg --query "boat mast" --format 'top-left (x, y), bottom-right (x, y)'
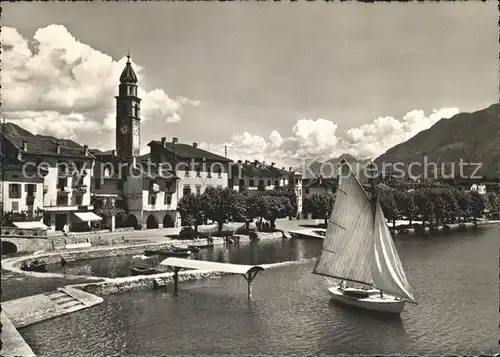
top-left (368, 165), bottom-right (383, 297)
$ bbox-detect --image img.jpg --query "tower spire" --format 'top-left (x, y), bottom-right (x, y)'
top-left (120, 51), bottom-right (138, 84)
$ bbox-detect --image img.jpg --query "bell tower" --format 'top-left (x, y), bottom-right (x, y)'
top-left (116, 53), bottom-right (141, 159)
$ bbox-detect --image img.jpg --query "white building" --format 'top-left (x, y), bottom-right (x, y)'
top-left (2, 134), bottom-right (100, 232)
top-left (0, 162), bottom-right (46, 230)
top-left (470, 183), bottom-right (487, 195)
top-left (146, 137), bottom-right (232, 199)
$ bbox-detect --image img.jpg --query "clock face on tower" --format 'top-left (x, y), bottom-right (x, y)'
top-left (120, 125), bottom-right (129, 135)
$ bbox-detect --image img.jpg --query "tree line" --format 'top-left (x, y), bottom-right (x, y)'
top-left (177, 186), bottom-right (298, 232)
top-left (303, 187), bottom-right (499, 228)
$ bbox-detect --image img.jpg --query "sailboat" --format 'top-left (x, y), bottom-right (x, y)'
top-left (312, 160), bottom-right (417, 314)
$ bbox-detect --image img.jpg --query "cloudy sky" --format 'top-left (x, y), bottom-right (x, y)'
top-left (2, 2), bottom-right (497, 166)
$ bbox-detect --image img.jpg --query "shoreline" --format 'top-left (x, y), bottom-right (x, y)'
top-left (1, 231), bottom-right (285, 281)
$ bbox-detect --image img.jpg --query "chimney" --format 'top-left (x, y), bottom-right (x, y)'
top-left (112, 149), bottom-right (117, 156)
top-left (192, 142), bottom-right (198, 148)
top-left (161, 137), bottom-right (166, 147)
top-left (172, 137), bottom-right (178, 144)
top-left (245, 160), bottom-right (249, 164)
top-left (289, 166), bottom-right (292, 172)
top-left (22, 140), bottom-right (27, 151)
top-left (56, 143), bottom-right (61, 154)
top-left (83, 145), bottom-right (88, 155)
top-left (271, 162), bottom-right (275, 167)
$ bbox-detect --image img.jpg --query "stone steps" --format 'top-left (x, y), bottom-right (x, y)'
top-left (3, 287), bottom-right (103, 329)
top-left (47, 290), bottom-right (85, 310)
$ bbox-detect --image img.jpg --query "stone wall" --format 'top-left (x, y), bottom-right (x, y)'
top-left (1, 237), bottom-right (52, 253)
top-left (1, 226), bottom-right (48, 238)
top-left (74, 270), bottom-right (228, 296)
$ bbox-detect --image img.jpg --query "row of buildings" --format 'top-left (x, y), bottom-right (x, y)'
top-left (0, 55), bottom-right (317, 233)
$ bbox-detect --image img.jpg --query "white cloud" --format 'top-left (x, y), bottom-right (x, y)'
top-left (2, 24), bottom-right (199, 146)
top-left (200, 107), bottom-right (460, 167)
top-left (344, 107), bottom-right (459, 158)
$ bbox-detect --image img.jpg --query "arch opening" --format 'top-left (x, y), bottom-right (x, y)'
top-left (1, 241), bottom-right (18, 255)
top-left (127, 214), bottom-right (138, 230)
top-left (146, 215), bottom-right (159, 229)
top-left (163, 214), bottom-right (175, 228)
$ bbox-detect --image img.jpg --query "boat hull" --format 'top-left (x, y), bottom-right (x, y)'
top-left (328, 286), bottom-right (405, 314)
top-left (187, 243), bottom-right (213, 249)
top-left (129, 266), bottom-right (159, 276)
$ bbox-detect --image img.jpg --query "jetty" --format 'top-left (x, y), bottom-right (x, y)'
top-left (160, 257), bottom-right (265, 298)
top-left (2, 286), bottom-right (103, 329)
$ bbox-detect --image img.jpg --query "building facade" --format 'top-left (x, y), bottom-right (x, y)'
top-left (231, 160), bottom-right (290, 191)
top-left (0, 162), bottom-right (46, 230)
top-left (1, 134), bottom-right (100, 232)
top-left (147, 137), bottom-right (232, 200)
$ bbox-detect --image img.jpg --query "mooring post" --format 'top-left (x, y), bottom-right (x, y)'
top-left (173, 268), bottom-right (179, 296)
top-left (247, 272), bottom-right (252, 299)
top-left (168, 266), bottom-right (181, 296)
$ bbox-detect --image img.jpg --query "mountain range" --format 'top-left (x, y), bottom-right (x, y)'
top-left (374, 103), bottom-right (499, 180)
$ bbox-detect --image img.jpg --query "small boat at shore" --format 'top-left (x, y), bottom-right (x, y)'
top-left (187, 242), bottom-right (214, 249)
top-left (129, 265), bottom-right (159, 276)
top-left (144, 249), bottom-right (192, 257)
top-left (21, 260), bottom-right (47, 272)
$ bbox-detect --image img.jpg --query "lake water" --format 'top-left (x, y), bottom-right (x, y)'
top-left (45, 238), bottom-right (324, 278)
top-left (21, 226), bottom-right (499, 355)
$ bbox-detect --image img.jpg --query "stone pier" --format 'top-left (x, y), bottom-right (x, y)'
top-left (1, 312), bottom-right (35, 357)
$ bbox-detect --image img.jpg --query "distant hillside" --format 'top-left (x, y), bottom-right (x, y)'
top-left (374, 103), bottom-right (499, 180)
top-left (297, 153), bottom-right (373, 181)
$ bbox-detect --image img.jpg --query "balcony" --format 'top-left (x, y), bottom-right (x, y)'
top-left (73, 184), bottom-right (88, 193)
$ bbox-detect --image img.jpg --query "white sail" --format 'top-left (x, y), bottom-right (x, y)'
top-left (372, 200), bottom-right (416, 303)
top-left (313, 161), bottom-right (375, 286)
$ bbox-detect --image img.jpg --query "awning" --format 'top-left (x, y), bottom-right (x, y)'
top-left (72, 212), bottom-right (103, 222)
top-left (12, 221), bottom-right (49, 230)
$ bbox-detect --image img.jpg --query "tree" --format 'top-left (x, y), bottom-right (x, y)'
top-left (177, 193), bottom-right (204, 231)
top-left (428, 189), bottom-right (447, 227)
top-left (441, 188), bottom-right (459, 223)
top-left (379, 189), bottom-right (399, 227)
top-left (454, 190), bottom-right (472, 222)
top-left (486, 192), bottom-right (499, 218)
top-left (263, 195), bottom-right (291, 228)
top-left (469, 191), bottom-right (485, 223)
top-left (93, 196), bottom-right (126, 217)
top-left (398, 191), bottom-right (418, 226)
top-left (414, 188), bottom-right (433, 226)
top-left (201, 187), bottom-right (239, 231)
top-left (303, 193), bottom-right (335, 226)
